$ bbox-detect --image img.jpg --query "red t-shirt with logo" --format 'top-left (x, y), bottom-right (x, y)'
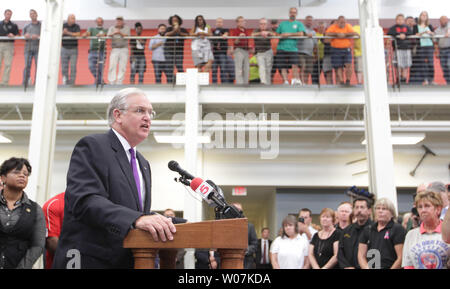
top-left (42, 192), bottom-right (65, 269)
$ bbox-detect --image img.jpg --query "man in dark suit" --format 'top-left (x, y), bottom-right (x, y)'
top-left (255, 227), bottom-right (272, 269)
top-left (52, 87), bottom-right (176, 269)
top-left (231, 203), bottom-right (257, 269)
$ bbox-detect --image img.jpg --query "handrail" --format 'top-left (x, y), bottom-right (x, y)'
top-left (1, 35), bottom-right (449, 40)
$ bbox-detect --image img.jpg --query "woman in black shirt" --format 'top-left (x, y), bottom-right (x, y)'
top-left (0, 157), bottom-right (45, 269)
top-left (165, 14), bottom-right (189, 82)
top-left (309, 208), bottom-right (341, 269)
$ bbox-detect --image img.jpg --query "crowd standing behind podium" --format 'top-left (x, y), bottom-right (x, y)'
top-left (0, 8), bottom-right (449, 86)
top-left (0, 154), bottom-right (448, 269)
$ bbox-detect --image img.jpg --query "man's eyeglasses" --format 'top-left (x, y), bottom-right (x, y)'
top-left (120, 107), bottom-right (156, 119)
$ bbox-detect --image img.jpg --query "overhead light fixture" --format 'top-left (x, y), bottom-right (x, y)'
top-left (154, 134), bottom-right (211, 144)
top-left (0, 133), bottom-right (12, 143)
top-left (361, 133), bottom-right (425, 145)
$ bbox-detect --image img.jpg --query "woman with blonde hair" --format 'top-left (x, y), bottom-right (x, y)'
top-left (270, 215), bottom-right (310, 269)
top-left (402, 191), bottom-right (449, 269)
top-left (413, 11), bottom-right (435, 85)
top-left (358, 198), bottom-right (406, 269)
top-left (309, 208), bottom-right (341, 269)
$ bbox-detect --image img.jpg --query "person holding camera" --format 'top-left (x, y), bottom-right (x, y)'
top-left (298, 208), bottom-right (318, 242)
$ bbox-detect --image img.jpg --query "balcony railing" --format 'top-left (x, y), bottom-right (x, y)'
top-left (0, 35), bottom-right (448, 90)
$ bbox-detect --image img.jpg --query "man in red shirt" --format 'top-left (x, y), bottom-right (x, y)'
top-left (230, 16), bottom-right (252, 84)
top-left (42, 192), bottom-right (65, 269)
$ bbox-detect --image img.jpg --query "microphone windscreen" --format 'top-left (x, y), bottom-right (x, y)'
top-left (190, 177), bottom-right (204, 191)
top-left (168, 160), bottom-right (178, 171)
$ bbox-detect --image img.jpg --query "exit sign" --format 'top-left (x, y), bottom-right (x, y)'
top-left (232, 187), bottom-right (247, 196)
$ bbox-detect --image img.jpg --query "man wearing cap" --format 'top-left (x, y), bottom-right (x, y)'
top-left (107, 16), bottom-right (130, 85)
top-left (129, 22), bottom-right (147, 84)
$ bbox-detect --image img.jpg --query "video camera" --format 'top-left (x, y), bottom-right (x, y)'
top-left (345, 186), bottom-right (375, 206)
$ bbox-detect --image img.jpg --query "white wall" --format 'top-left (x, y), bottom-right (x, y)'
top-left (201, 137), bottom-right (450, 188)
top-left (8, 0), bottom-right (449, 22)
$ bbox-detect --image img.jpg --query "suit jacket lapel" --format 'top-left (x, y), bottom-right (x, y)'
top-left (108, 130), bottom-right (141, 211)
top-left (136, 151), bottom-right (152, 213)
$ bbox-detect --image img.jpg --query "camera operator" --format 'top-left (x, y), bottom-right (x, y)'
top-left (406, 183), bottom-right (428, 231)
top-left (298, 208), bottom-right (318, 242)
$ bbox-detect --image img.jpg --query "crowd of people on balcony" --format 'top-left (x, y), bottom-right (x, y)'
top-left (0, 8), bottom-right (449, 86)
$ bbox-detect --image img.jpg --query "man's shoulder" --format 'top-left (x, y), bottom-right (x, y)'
top-left (76, 131), bottom-right (113, 148)
top-left (391, 222), bottom-right (406, 234)
top-left (43, 192), bottom-right (65, 211)
top-left (9, 21), bottom-right (18, 28)
top-left (343, 223), bottom-right (355, 233)
top-left (326, 24), bottom-right (337, 31)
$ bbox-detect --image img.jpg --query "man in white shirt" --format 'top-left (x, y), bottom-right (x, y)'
top-left (298, 208), bottom-right (318, 242)
top-left (107, 16), bottom-right (130, 85)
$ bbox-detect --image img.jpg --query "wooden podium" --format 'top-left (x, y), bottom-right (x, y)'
top-left (123, 218), bottom-right (248, 269)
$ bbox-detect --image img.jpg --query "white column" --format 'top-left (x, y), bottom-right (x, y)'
top-left (359, 0), bottom-right (398, 211)
top-left (27, 0), bottom-right (64, 269)
top-left (183, 68), bottom-right (202, 268)
top-left (27, 0), bottom-right (64, 205)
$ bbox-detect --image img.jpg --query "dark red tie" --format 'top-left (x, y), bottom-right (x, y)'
top-left (262, 240), bottom-right (267, 264)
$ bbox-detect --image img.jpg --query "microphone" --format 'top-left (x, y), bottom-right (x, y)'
top-left (169, 162), bottom-right (242, 219)
top-left (168, 160), bottom-right (195, 180)
top-left (190, 177), bottom-right (242, 219)
top-left (190, 177), bottom-right (216, 206)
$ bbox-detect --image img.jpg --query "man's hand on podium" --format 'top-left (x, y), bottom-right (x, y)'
top-left (134, 214), bottom-right (177, 242)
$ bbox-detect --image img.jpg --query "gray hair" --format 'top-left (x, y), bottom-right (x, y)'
top-left (107, 87), bottom-right (146, 126)
top-left (374, 197), bottom-right (397, 219)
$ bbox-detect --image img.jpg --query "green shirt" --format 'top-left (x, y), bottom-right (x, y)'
top-left (249, 55), bottom-right (259, 81)
top-left (88, 27), bottom-right (108, 51)
top-left (276, 20), bottom-right (306, 52)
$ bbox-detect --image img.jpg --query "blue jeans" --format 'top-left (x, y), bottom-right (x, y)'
top-left (152, 61), bottom-right (172, 83)
top-left (23, 50), bottom-right (38, 85)
top-left (439, 47), bottom-right (450, 84)
top-left (130, 54), bottom-right (146, 84)
top-left (88, 50), bottom-right (105, 85)
top-left (212, 53), bottom-right (235, 83)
